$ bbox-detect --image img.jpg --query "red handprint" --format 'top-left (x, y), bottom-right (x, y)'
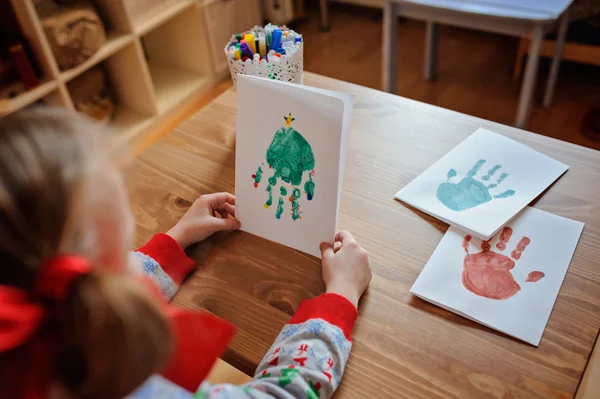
top-left (462, 227), bottom-right (544, 300)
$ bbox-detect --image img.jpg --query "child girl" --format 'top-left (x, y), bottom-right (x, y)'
top-left (0, 108), bottom-right (372, 399)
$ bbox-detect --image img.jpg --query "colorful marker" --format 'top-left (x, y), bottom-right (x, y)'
top-left (240, 42), bottom-right (253, 58)
top-left (270, 29), bottom-right (282, 52)
top-left (227, 25), bottom-right (301, 65)
top-left (244, 33), bottom-right (257, 54)
top-left (258, 32), bottom-right (267, 56)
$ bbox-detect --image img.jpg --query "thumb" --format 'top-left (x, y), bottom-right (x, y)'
top-left (212, 217), bottom-right (242, 232)
top-left (320, 241), bottom-right (335, 259)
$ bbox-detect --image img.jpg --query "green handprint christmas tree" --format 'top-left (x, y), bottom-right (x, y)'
top-left (436, 159), bottom-right (515, 211)
top-left (252, 113), bottom-right (316, 221)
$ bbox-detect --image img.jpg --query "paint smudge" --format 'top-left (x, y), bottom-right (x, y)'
top-left (462, 230), bottom-right (533, 300)
top-left (304, 173), bottom-right (315, 200)
top-left (252, 166), bottom-right (263, 188)
top-left (496, 227), bottom-right (513, 250)
top-left (481, 239), bottom-right (491, 252)
top-left (436, 160), bottom-right (515, 211)
top-left (276, 197), bottom-right (284, 219)
top-left (265, 184), bottom-right (273, 208)
top-left (526, 271), bottom-right (545, 283)
top-left (288, 187), bottom-right (302, 221)
top-left (266, 115), bottom-right (315, 187)
top-left (462, 235), bottom-right (472, 253)
top-left (291, 198), bottom-right (301, 221)
top-left (482, 164), bottom-right (501, 181)
top-left (253, 113), bottom-right (315, 220)
top-left (511, 237), bottom-right (530, 259)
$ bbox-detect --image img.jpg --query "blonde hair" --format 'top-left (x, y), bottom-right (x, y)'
top-left (0, 108), bottom-right (173, 399)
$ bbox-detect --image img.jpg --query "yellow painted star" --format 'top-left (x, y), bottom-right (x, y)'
top-left (284, 113), bottom-right (295, 127)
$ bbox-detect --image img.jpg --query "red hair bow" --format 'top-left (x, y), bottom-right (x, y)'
top-left (0, 255), bottom-right (91, 399)
top-left (0, 255), bottom-right (236, 397)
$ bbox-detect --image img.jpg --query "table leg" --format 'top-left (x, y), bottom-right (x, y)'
top-left (543, 9), bottom-right (569, 108)
top-left (382, 1), bottom-right (398, 93)
top-left (515, 24), bottom-right (544, 129)
top-left (425, 21), bottom-right (439, 81)
top-left (319, 0), bottom-right (330, 32)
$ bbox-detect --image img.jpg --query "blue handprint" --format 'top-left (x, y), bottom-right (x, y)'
top-left (436, 159), bottom-right (515, 211)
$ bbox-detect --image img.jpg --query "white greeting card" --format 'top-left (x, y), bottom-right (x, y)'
top-left (235, 75), bottom-right (353, 257)
top-left (410, 207), bottom-right (584, 346)
top-left (395, 128), bottom-right (568, 240)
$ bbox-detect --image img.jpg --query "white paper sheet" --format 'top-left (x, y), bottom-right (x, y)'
top-left (410, 207), bottom-right (584, 346)
top-left (395, 128), bottom-right (569, 239)
top-left (235, 75), bottom-right (354, 257)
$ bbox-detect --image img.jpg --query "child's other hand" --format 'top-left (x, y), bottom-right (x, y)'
top-left (167, 193), bottom-right (241, 249)
top-left (320, 230), bottom-right (372, 308)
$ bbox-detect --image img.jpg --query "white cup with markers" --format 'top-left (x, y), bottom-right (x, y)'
top-left (224, 23), bottom-right (304, 86)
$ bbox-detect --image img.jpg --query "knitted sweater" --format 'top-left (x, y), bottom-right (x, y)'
top-left (126, 233), bottom-right (358, 399)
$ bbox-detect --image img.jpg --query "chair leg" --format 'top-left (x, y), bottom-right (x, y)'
top-left (513, 38), bottom-right (527, 78)
top-left (425, 21), bottom-right (439, 81)
top-left (515, 24), bottom-right (544, 129)
top-left (543, 9), bottom-right (569, 108)
top-left (319, 0), bottom-right (330, 31)
top-left (382, 1), bottom-right (399, 93)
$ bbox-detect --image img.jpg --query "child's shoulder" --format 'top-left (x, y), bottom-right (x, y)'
top-left (126, 375), bottom-right (193, 399)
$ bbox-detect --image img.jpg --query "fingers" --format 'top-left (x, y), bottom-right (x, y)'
top-left (203, 192), bottom-right (236, 208)
top-left (212, 216), bottom-right (241, 232)
top-left (320, 241), bottom-right (335, 259)
top-left (217, 202), bottom-right (236, 218)
top-left (334, 241), bottom-right (342, 253)
top-left (334, 230), bottom-right (357, 246)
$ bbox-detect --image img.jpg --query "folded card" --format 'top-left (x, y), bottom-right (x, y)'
top-left (410, 207), bottom-right (584, 346)
top-left (235, 75), bottom-right (353, 257)
top-left (395, 128), bottom-right (569, 240)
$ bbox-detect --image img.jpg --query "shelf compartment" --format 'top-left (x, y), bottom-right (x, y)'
top-left (40, 88), bottom-right (70, 108)
top-left (65, 41), bottom-right (156, 140)
top-left (33, 0), bottom-right (135, 77)
top-left (0, 79), bottom-right (58, 117)
top-left (130, 0), bottom-right (196, 36)
top-left (9, 0), bottom-right (60, 79)
top-left (148, 64), bottom-right (210, 113)
top-left (141, 7), bottom-right (212, 113)
top-left (93, 0), bottom-right (133, 34)
top-left (60, 32), bottom-right (134, 83)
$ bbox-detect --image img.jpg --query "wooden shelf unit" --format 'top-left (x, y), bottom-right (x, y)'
top-left (2, 0), bottom-right (262, 145)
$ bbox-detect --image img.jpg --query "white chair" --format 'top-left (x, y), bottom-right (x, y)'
top-left (382, 0), bottom-right (573, 128)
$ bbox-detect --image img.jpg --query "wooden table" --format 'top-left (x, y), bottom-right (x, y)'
top-left (126, 73), bottom-right (600, 398)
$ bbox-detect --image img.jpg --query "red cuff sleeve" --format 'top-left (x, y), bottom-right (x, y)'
top-left (136, 233), bottom-right (195, 285)
top-left (289, 293), bottom-right (358, 341)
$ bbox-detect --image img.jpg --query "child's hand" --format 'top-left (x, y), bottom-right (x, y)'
top-left (167, 193), bottom-right (241, 249)
top-left (320, 230), bottom-right (372, 308)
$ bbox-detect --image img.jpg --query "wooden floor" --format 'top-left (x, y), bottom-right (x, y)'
top-left (297, 5), bottom-right (600, 151)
